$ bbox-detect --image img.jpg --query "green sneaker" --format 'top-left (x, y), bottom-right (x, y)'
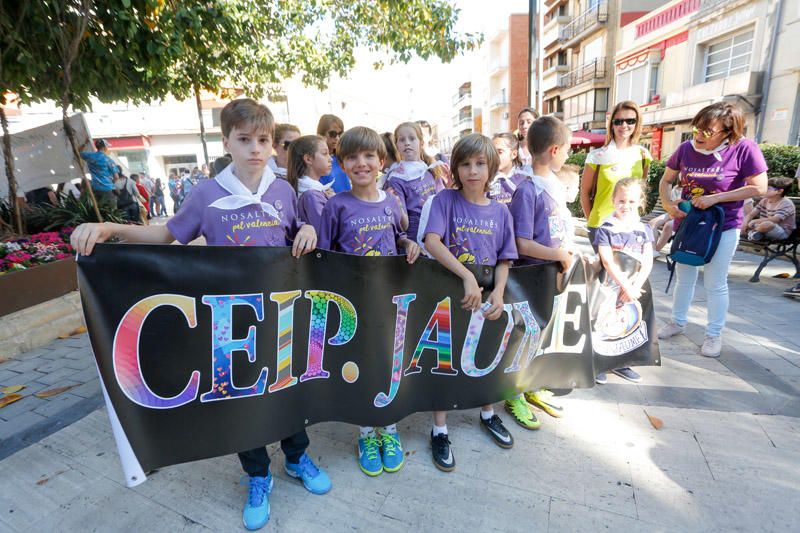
top-left (525, 389), bottom-right (564, 418)
top-left (504, 396), bottom-right (541, 430)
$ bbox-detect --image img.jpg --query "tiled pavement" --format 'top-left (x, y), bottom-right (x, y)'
top-left (0, 244), bottom-right (798, 531)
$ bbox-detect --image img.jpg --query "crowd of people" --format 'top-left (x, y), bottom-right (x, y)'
top-left (68, 95), bottom-right (785, 530)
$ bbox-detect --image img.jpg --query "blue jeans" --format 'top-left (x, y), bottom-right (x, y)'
top-left (671, 228), bottom-right (739, 337)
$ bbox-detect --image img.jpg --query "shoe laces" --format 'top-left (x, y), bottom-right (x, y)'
top-left (242, 475), bottom-right (270, 506)
top-left (381, 432), bottom-right (400, 457)
top-left (362, 435), bottom-right (381, 460)
top-left (295, 453), bottom-right (320, 478)
top-left (486, 414), bottom-right (506, 431)
top-left (432, 433), bottom-right (451, 454)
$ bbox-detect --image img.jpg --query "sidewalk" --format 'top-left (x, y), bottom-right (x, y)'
top-left (1, 247), bottom-right (798, 531)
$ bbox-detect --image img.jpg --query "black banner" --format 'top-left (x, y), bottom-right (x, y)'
top-left (77, 244), bottom-right (658, 484)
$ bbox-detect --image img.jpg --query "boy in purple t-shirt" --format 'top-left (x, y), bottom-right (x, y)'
top-left (319, 127), bottom-right (420, 477)
top-left (70, 98), bottom-right (330, 531)
top-left (423, 133), bottom-right (518, 473)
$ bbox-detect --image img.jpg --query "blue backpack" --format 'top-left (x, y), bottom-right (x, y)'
top-left (665, 201), bottom-right (725, 292)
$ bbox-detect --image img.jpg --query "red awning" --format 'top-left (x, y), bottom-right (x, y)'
top-left (106, 135), bottom-right (150, 150)
top-left (570, 130), bottom-right (605, 146)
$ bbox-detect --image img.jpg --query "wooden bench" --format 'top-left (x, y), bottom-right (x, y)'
top-left (738, 196), bottom-right (800, 282)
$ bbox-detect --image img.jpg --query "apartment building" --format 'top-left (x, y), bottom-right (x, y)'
top-left (540, 0), bottom-right (666, 132)
top-left (450, 82), bottom-right (475, 147)
top-left (614, 0), bottom-right (798, 158)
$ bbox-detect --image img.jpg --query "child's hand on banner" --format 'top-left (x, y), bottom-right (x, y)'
top-left (71, 223), bottom-right (113, 255)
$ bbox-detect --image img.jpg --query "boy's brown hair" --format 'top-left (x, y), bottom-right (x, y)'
top-left (220, 98), bottom-right (274, 138)
top-left (450, 134), bottom-right (499, 192)
top-left (768, 177), bottom-right (794, 197)
top-left (527, 116), bottom-right (571, 158)
top-left (337, 127), bottom-right (387, 161)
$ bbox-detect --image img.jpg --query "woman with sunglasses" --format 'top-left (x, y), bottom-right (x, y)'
top-left (580, 100), bottom-right (652, 384)
top-left (316, 114), bottom-right (351, 193)
top-left (269, 123), bottom-right (301, 179)
top-left (658, 102), bottom-right (768, 358)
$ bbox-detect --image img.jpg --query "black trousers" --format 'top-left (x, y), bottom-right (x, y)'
top-left (237, 430), bottom-right (309, 477)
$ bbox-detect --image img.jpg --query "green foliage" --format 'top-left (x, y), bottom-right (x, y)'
top-left (22, 193), bottom-right (126, 233)
top-left (759, 143), bottom-right (800, 196)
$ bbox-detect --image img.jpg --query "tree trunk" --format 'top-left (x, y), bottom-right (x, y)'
top-left (194, 86), bottom-right (209, 168)
top-left (0, 106), bottom-right (23, 234)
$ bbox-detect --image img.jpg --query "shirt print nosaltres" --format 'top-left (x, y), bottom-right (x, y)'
top-left (666, 138), bottom-right (768, 232)
top-left (167, 163), bottom-right (301, 246)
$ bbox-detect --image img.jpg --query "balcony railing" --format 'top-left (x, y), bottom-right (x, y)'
top-left (559, 1), bottom-right (608, 44)
top-left (452, 91), bottom-right (472, 107)
top-left (557, 57), bottom-right (607, 89)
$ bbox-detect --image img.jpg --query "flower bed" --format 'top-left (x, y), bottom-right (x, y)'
top-left (0, 229), bottom-right (78, 317)
top-left (0, 228), bottom-right (75, 273)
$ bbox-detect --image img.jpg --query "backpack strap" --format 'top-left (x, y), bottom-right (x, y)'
top-left (588, 163), bottom-right (600, 203)
top-left (640, 148), bottom-right (650, 182)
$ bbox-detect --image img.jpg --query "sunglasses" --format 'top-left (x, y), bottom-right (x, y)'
top-left (281, 140), bottom-right (291, 150)
top-left (612, 118), bottom-right (637, 126)
top-left (327, 130), bottom-right (342, 139)
top-left (692, 126), bottom-right (726, 139)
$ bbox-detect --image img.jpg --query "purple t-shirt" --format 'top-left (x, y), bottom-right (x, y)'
top-left (424, 189), bottom-right (517, 266)
top-left (508, 178), bottom-right (567, 266)
top-left (666, 139), bottom-right (768, 231)
top-left (318, 191), bottom-right (406, 256)
top-left (488, 171), bottom-right (530, 205)
top-left (167, 178), bottom-right (300, 246)
top-left (593, 216), bottom-right (654, 263)
top-left (298, 190), bottom-right (327, 236)
top-left (384, 171), bottom-right (440, 243)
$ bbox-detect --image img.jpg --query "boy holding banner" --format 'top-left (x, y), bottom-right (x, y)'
top-left (70, 98), bottom-right (330, 531)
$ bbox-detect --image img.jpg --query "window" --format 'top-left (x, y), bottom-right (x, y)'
top-left (649, 63), bottom-right (660, 102)
top-left (616, 64), bottom-right (648, 105)
top-left (681, 131), bottom-right (693, 142)
top-left (704, 28), bottom-right (753, 82)
top-left (558, 51), bottom-right (568, 66)
top-left (595, 89), bottom-right (608, 112)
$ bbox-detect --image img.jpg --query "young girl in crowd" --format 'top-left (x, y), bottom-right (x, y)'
top-left (591, 178), bottom-right (654, 347)
top-left (69, 98), bottom-right (330, 531)
top-left (489, 132), bottom-right (532, 205)
top-left (423, 133), bottom-right (518, 472)
top-left (287, 135), bottom-right (333, 235)
top-left (384, 122), bottom-right (447, 242)
top-left (507, 116), bottom-right (574, 426)
top-left (319, 126), bottom-right (421, 477)
top-left (516, 107), bottom-right (539, 167)
top-left (269, 123), bottom-right (301, 179)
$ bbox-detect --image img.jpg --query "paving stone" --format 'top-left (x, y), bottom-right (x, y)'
top-left (0, 368), bottom-right (22, 384)
top-left (1, 357), bottom-right (44, 374)
top-left (32, 393), bottom-right (84, 418)
top-left (35, 367), bottom-right (78, 386)
top-left (62, 356), bottom-right (96, 371)
top-left (70, 378), bottom-right (101, 399)
top-left (0, 411), bottom-right (47, 440)
top-left (68, 366), bottom-right (101, 384)
top-left (0, 395), bottom-right (46, 421)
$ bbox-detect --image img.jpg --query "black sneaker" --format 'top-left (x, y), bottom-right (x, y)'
top-left (430, 431), bottom-right (455, 472)
top-left (479, 414), bottom-right (514, 449)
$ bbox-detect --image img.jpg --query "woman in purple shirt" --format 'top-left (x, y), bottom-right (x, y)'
top-left (658, 103), bottom-right (768, 358)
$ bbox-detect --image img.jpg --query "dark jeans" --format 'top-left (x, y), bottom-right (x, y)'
top-left (237, 430), bottom-right (309, 477)
top-left (92, 189), bottom-right (117, 211)
top-left (120, 202), bottom-right (140, 223)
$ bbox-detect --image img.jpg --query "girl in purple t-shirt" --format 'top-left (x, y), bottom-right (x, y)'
top-left (318, 126), bottom-right (421, 478)
top-left (489, 133), bottom-right (532, 205)
top-left (384, 122), bottom-right (447, 242)
top-left (423, 133), bottom-right (518, 473)
top-left (287, 135), bottom-right (334, 236)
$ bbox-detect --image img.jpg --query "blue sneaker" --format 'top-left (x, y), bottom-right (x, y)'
top-left (241, 474), bottom-right (273, 530)
top-left (284, 453), bottom-right (331, 495)
top-left (357, 433), bottom-right (383, 476)
top-left (380, 431), bottom-right (405, 473)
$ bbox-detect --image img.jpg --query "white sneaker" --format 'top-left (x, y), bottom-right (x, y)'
top-left (658, 322), bottom-right (685, 339)
top-left (701, 336), bottom-right (722, 358)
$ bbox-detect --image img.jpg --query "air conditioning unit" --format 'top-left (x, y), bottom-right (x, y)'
top-left (502, 112), bottom-right (509, 119)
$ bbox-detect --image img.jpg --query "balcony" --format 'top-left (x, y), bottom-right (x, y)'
top-left (489, 98), bottom-right (509, 110)
top-left (452, 91), bottom-right (472, 108)
top-left (452, 114), bottom-right (472, 129)
top-left (489, 60), bottom-right (509, 78)
top-left (558, 58), bottom-right (607, 89)
top-left (559, 1), bottom-right (608, 48)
